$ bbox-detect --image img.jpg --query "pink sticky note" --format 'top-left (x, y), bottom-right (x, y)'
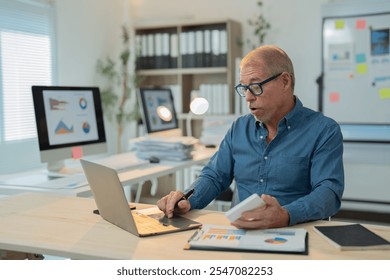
top-left (72, 146), bottom-right (83, 159)
top-left (329, 92), bottom-right (340, 103)
top-left (356, 19), bottom-right (366, 30)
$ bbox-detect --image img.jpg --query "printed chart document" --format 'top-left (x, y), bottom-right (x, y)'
top-left (184, 224), bottom-right (308, 255)
top-left (314, 223), bottom-right (390, 251)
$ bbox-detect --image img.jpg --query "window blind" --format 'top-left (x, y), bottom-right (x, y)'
top-left (0, 0), bottom-right (56, 173)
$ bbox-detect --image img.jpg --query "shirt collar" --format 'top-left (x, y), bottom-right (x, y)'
top-left (284, 96), bottom-right (302, 127)
top-left (254, 96), bottom-right (303, 130)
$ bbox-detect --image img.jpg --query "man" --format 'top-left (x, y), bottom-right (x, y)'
top-left (157, 45), bottom-right (344, 229)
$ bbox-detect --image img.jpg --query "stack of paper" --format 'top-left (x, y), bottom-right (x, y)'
top-left (133, 136), bottom-right (198, 161)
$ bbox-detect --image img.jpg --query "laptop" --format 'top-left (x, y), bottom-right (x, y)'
top-left (80, 159), bottom-right (202, 237)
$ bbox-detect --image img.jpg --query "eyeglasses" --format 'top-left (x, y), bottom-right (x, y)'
top-left (235, 72), bottom-right (283, 97)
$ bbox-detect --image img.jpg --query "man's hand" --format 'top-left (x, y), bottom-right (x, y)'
top-left (157, 191), bottom-right (191, 218)
top-left (231, 194), bottom-right (290, 229)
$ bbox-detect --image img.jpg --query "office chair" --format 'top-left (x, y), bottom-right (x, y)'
top-left (214, 182), bottom-right (236, 211)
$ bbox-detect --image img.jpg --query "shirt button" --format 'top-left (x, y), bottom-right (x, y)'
top-left (264, 156), bottom-right (268, 160)
top-left (260, 136), bottom-right (264, 139)
top-left (260, 178), bottom-right (264, 183)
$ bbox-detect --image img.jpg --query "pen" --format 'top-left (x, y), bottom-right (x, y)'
top-left (174, 189), bottom-right (194, 209)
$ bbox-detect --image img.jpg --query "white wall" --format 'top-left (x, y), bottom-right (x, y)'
top-left (55, 0), bottom-right (129, 153)
top-left (56, 0), bottom-right (124, 85)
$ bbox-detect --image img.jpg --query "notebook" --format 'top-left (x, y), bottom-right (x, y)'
top-left (314, 223), bottom-right (390, 250)
top-left (80, 159), bottom-right (202, 237)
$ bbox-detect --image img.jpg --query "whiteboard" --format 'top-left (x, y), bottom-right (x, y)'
top-left (321, 1), bottom-right (390, 142)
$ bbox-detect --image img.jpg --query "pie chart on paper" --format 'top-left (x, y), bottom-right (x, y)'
top-left (265, 237), bottom-right (287, 244)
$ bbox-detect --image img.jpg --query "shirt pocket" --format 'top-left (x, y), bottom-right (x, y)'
top-left (274, 156), bottom-right (310, 189)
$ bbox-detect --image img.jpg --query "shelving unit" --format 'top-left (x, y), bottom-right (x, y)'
top-left (135, 19), bottom-right (243, 138)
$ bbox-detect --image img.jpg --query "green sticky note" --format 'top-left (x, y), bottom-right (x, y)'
top-left (356, 64), bottom-right (367, 74)
top-left (335, 20), bottom-right (345, 29)
top-left (379, 88), bottom-right (390, 99)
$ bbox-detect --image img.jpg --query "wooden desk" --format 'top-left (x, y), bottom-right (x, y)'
top-left (0, 146), bottom-right (216, 198)
top-left (1, 193), bottom-right (390, 260)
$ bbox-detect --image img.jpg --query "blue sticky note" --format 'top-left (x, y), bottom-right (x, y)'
top-left (356, 53), bottom-right (366, 64)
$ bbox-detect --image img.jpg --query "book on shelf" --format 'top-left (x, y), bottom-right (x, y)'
top-left (136, 22), bottom-right (230, 69)
top-left (170, 33), bottom-right (178, 68)
top-left (154, 32), bottom-right (163, 69)
top-left (203, 29), bottom-right (212, 67)
top-left (146, 33), bottom-right (155, 69)
top-left (195, 29), bottom-right (204, 68)
top-left (180, 32), bottom-right (189, 68)
top-left (153, 32), bottom-right (170, 69)
top-left (211, 29), bottom-right (221, 67)
top-left (198, 83), bottom-right (230, 115)
top-left (314, 223), bottom-right (390, 251)
top-left (136, 31), bottom-right (176, 70)
top-left (186, 30), bottom-right (196, 68)
top-left (219, 29), bottom-right (228, 67)
top-left (184, 224), bottom-right (308, 255)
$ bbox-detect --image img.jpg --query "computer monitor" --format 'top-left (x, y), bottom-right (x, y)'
top-left (138, 87), bottom-right (180, 137)
top-left (32, 85), bottom-right (107, 174)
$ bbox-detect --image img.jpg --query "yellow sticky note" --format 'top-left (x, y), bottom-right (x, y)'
top-left (335, 20), bottom-right (345, 29)
top-left (379, 88), bottom-right (390, 99)
top-left (356, 64), bottom-right (367, 74)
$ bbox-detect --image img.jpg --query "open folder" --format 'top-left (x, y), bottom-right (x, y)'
top-left (184, 224), bottom-right (308, 255)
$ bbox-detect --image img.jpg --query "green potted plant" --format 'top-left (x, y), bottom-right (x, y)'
top-left (96, 25), bottom-right (142, 153)
top-left (247, 0), bottom-right (271, 49)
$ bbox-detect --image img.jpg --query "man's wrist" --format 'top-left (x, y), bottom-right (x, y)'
top-left (281, 207), bottom-right (290, 226)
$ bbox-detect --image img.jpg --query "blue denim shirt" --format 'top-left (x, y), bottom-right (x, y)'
top-left (188, 98), bottom-right (344, 225)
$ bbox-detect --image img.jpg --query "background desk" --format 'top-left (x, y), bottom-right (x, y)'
top-left (0, 146), bottom-right (216, 200)
top-left (1, 193), bottom-right (390, 260)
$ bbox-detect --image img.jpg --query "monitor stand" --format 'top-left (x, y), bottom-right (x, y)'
top-left (46, 160), bottom-right (83, 178)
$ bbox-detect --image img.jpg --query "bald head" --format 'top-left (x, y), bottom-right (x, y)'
top-left (240, 45), bottom-right (295, 90)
